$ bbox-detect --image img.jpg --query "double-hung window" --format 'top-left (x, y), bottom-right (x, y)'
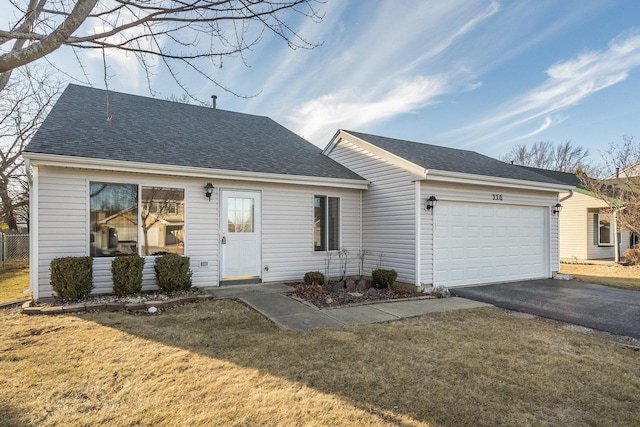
top-left (314, 195), bottom-right (340, 251)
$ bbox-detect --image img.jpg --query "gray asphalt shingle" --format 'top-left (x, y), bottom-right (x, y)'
top-left (25, 84), bottom-right (365, 181)
top-left (346, 131), bottom-right (568, 185)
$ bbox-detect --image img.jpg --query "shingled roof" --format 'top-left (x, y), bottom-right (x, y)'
top-left (345, 131), bottom-right (568, 185)
top-left (25, 85), bottom-right (365, 181)
top-left (517, 165), bottom-right (583, 188)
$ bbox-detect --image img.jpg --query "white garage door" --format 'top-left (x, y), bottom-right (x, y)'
top-left (434, 202), bottom-right (548, 287)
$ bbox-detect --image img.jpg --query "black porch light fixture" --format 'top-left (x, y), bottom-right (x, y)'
top-left (204, 183), bottom-right (215, 201)
top-left (552, 203), bottom-right (562, 215)
top-left (425, 195), bottom-right (438, 211)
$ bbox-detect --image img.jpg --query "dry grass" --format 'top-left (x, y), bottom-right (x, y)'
top-left (0, 266), bottom-right (30, 304)
top-left (2, 300), bottom-right (639, 426)
top-left (560, 263), bottom-right (640, 291)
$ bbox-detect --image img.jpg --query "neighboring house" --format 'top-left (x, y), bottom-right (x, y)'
top-left (25, 85), bottom-right (571, 298)
top-left (325, 131), bottom-right (571, 288)
top-left (24, 85), bottom-right (368, 299)
top-left (519, 166), bottom-right (633, 260)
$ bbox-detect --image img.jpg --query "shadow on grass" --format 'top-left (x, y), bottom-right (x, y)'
top-left (79, 299), bottom-right (640, 427)
top-left (0, 267), bottom-right (30, 305)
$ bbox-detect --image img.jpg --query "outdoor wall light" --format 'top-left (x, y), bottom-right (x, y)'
top-left (425, 195), bottom-right (438, 211)
top-left (204, 183), bottom-right (215, 201)
top-left (552, 203), bottom-right (562, 215)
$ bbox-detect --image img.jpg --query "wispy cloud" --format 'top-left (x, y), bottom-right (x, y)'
top-left (283, 1), bottom-right (497, 145)
top-left (288, 75), bottom-right (451, 143)
top-left (446, 30), bottom-right (640, 149)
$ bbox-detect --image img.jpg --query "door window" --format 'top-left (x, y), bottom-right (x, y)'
top-left (227, 197), bottom-right (254, 233)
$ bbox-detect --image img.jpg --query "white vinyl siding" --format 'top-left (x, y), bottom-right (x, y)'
top-left (33, 167), bottom-right (362, 297)
top-left (559, 191), bottom-right (630, 260)
top-left (328, 140), bottom-right (417, 284)
top-left (261, 183), bottom-right (361, 281)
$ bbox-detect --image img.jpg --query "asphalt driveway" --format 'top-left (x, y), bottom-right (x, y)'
top-left (450, 279), bottom-right (640, 339)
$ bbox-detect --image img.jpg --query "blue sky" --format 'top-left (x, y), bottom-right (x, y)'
top-left (5, 0), bottom-right (640, 162)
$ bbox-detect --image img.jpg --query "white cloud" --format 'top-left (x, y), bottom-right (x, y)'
top-left (443, 31), bottom-right (640, 148)
top-left (288, 75), bottom-right (451, 145)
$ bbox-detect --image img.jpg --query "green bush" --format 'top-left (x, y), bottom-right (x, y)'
top-left (303, 271), bottom-right (325, 286)
top-left (371, 269), bottom-right (397, 290)
top-left (112, 255), bottom-right (145, 296)
top-left (154, 253), bottom-right (192, 292)
top-left (50, 256), bottom-right (93, 301)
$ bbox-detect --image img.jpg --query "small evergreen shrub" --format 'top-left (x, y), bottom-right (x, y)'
top-left (624, 247), bottom-right (640, 266)
top-left (154, 253), bottom-right (192, 292)
top-left (112, 255), bottom-right (145, 296)
top-left (50, 256), bottom-right (93, 301)
top-left (372, 269), bottom-right (397, 290)
top-left (303, 271), bottom-right (325, 286)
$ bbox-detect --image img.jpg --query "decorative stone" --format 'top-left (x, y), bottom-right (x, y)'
top-left (125, 302), bottom-right (146, 311)
top-left (62, 303), bottom-right (86, 313)
top-left (40, 306), bottom-right (64, 314)
top-left (356, 279), bottom-right (370, 292)
top-left (332, 281), bottom-right (345, 292)
top-left (145, 301), bottom-right (164, 308)
top-left (367, 288), bottom-right (380, 297)
top-left (106, 303), bottom-right (124, 312)
top-left (147, 306), bottom-right (158, 314)
top-left (345, 278), bottom-right (357, 291)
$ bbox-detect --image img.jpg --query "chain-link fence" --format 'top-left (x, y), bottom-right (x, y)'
top-left (1, 232), bottom-right (29, 270)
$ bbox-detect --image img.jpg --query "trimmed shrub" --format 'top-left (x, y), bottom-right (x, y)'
top-left (624, 247), bottom-right (640, 266)
top-left (154, 253), bottom-right (192, 292)
top-left (303, 271), bottom-right (325, 286)
top-left (112, 255), bottom-right (145, 296)
top-left (50, 256), bottom-right (93, 301)
top-left (372, 269), bottom-right (397, 290)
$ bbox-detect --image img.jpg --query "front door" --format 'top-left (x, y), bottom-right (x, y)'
top-left (220, 190), bottom-right (262, 282)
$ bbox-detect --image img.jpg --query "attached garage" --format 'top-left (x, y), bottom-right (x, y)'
top-left (433, 201), bottom-right (548, 287)
top-left (326, 130), bottom-right (573, 290)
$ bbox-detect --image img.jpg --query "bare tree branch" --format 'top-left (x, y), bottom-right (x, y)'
top-left (0, 0), bottom-right (323, 94)
top-left (500, 140), bottom-right (591, 173)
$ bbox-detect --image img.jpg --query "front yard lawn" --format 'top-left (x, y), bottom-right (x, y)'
top-left (560, 263), bottom-right (640, 291)
top-left (1, 300), bottom-right (639, 426)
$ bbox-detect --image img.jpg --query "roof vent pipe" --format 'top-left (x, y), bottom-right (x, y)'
top-left (211, 95), bottom-right (217, 109)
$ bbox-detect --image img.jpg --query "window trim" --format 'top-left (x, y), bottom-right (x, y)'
top-left (313, 195), bottom-right (341, 252)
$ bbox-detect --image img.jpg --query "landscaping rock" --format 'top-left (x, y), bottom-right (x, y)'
top-left (345, 278), bottom-right (357, 291)
top-left (422, 285), bottom-right (451, 298)
top-left (332, 281), bottom-right (345, 292)
top-left (62, 303), bottom-right (86, 313)
top-left (356, 279), bottom-right (370, 292)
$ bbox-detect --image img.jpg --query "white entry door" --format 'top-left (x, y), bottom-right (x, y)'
top-left (220, 190), bottom-right (262, 281)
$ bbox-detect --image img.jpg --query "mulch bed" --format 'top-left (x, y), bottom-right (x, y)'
top-left (287, 279), bottom-right (428, 308)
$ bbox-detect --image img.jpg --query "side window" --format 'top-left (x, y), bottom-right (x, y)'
top-left (598, 215), bottom-right (612, 246)
top-left (90, 182), bottom-right (138, 257)
top-left (314, 195), bottom-right (340, 251)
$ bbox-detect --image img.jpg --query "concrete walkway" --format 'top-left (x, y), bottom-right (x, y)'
top-left (206, 283), bottom-right (489, 330)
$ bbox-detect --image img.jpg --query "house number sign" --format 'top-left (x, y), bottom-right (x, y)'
top-left (492, 194), bottom-right (503, 201)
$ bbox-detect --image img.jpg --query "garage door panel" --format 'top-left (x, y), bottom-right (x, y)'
top-left (434, 201), bottom-right (548, 287)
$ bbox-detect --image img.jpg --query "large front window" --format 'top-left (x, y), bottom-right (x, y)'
top-left (314, 195), bottom-right (340, 251)
top-left (90, 183), bottom-right (138, 257)
top-left (90, 182), bottom-right (185, 257)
